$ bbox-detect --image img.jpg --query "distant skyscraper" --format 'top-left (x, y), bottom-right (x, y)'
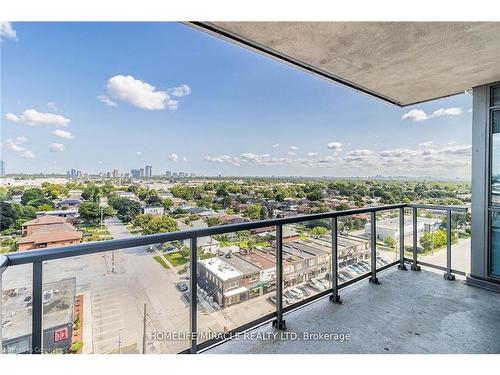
top-left (139, 168), bottom-right (145, 178)
top-left (1, 160), bottom-right (5, 178)
top-left (112, 169), bottom-right (119, 178)
top-left (145, 165), bottom-right (152, 178)
top-left (166, 171), bottom-right (171, 178)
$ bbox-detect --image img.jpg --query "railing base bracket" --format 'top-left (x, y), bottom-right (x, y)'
top-left (443, 273), bottom-right (455, 281)
top-left (272, 319), bottom-right (287, 330)
top-left (329, 294), bottom-right (342, 304)
top-left (369, 276), bottom-right (381, 285)
top-left (411, 265), bottom-right (421, 271)
top-left (398, 264), bottom-right (408, 271)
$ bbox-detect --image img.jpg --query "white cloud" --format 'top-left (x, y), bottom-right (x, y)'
top-left (380, 148), bottom-right (418, 158)
top-left (327, 142), bottom-right (343, 151)
top-left (49, 143), bottom-right (65, 152)
top-left (347, 149), bottom-right (373, 157)
top-left (5, 139), bottom-right (25, 152)
top-left (168, 153), bottom-right (179, 162)
top-left (290, 146), bottom-right (299, 151)
top-left (418, 141), bottom-right (433, 147)
top-left (402, 107), bottom-right (463, 122)
top-left (53, 129), bottom-right (74, 139)
top-left (402, 109), bottom-right (428, 122)
top-left (170, 84), bottom-right (191, 97)
top-left (136, 151), bottom-right (142, 156)
top-left (287, 151), bottom-right (296, 156)
top-left (47, 102), bottom-right (58, 112)
top-left (182, 156), bottom-right (188, 163)
top-left (204, 155), bottom-right (241, 166)
top-left (97, 95), bottom-right (117, 107)
top-left (432, 107), bottom-right (462, 117)
top-left (272, 144), bottom-right (280, 148)
top-left (4, 138), bottom-right (35, 159)
top-left (105, 75), bottom-right (171, 110)
top-left (0, 22), bottom-right (17, 40)
top-left (21, 150), bottom-right (35, 159)
top-left (5, 109), bottom-right (70, 127)
top-left (307, 152), bottom-right (318, 156)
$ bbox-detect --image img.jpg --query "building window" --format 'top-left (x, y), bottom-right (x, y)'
top-left (490, 86), bottom-right (500, 277)
top-left (491, 212), bottom-right (500, 277)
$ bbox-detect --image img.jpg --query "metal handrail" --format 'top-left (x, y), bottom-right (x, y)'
top-left (0, 202), bottom-right (468, 354)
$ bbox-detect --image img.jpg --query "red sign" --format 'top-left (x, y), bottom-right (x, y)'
top-left (54, 327), bottom-right (68, 342)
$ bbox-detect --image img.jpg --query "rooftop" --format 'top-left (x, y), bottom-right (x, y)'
top-left (206, 267), bottom-right (500, 354)
top-left (22, 215), bottom-right (67, 227)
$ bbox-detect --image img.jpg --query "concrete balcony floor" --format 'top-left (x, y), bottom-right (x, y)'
top-left (206, 267), bottom-right (500, 354)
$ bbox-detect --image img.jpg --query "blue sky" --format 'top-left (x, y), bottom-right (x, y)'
top-left (1, 22), bottom-right (472, 178)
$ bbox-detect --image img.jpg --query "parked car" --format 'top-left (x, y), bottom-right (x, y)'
top-left (337, 273), bottom-right (348, 283)
top-left (316, 278), bottom-right (330, 288)
top-left (310, 279), bottom-right (326, 290)
top-left (288, 288), bottom-right (304, 299)
top-left (297, 285), bottom-right (312, 297)
top-left (284, 290), bottom-right (296, 300)
top-left (306, 281), bottom-right (322, 292)
top-left (268, 295), bottom-right (277, 305)
top-left (339, 270), bottom-right (354, 279)
top-left (177, 282), bottom-right (188, 292)
top-left (346, 265), bottom-right (362, 274)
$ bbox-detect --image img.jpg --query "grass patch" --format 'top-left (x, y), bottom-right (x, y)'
top-left (153, 255), bottom-right (170, 269)
top-left (164, 252), bottom-right (189, 266)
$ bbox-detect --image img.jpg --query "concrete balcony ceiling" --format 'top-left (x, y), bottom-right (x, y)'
top-left (191, 22), bottom-right (500, 106)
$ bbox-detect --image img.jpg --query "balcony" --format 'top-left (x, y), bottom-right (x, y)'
top-left (206, 266), bottom-right (500, 354)
top-left (1, 203), bottom-right (491, 355)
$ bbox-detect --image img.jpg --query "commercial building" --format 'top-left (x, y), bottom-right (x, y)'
top-left (18, 216), bottom-right (82, 251)
top-left (364, 216), bottom-right (441, 242)
top-left (1, 278), bottom-right (76, 354)
top-left (145, 165), bottom-right (152, 178)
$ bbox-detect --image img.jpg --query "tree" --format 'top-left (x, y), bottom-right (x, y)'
top-left (306, 190), bottom-right (323, 201)
top-left (205, 217), bottom-right (221, 227)
top-left (21, 188), bottom-right (45, 205)
top-left (0, 201), bottom-right (17, 231)
top-left (384, 236), bottom-right (396, 249)
top-left (244, 204), bottom-right (262, 220)
top-left (162, 198), bottom-right (173, 210)
top-left (109, 197), bottom-right (141, 223)
top-left (311, 226), bottom-right (328, 237)
top-left (79, 202), bottom-right (102, 224)
top-left (81, 184), bottom-right (100, 203)
top-left (132, 214), bottom-right (178, 235)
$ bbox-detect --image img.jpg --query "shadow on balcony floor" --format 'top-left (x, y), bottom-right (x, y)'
top-left (205, 267), bottom-right (500, 354)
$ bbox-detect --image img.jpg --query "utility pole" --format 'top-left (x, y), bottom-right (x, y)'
top-left (100, 206), bottom-right (104, 228)
top-left (112, 250), bottom-right (115, 273)
top-left (142, 303), bottom-right (147, 354)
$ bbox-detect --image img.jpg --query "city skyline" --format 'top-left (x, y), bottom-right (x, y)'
top-left (1, 22), bottom-right (472, 178)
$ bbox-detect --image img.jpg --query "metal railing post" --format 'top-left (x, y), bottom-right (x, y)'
top-left (189, 237), bottom-right (198, 353)
top-left (0, 255), bottom-right (6, 353)
top-left (444, 210), bottom-right (455, 280)
top-left (411, 207), bottom-right (421, 271)
top-left (329, 216), bottom-right (342, 303)
top-left (32, 261), bottom-right (43, 354)
top-left (369, 211), bottom-right (380, 284)
top-left (272, 224), bottom-right (286, 330)
top-left (398, 207), bottom-right (408, 270)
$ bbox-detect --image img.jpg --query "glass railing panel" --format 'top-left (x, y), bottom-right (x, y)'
top-left (451, 211), bottom-right (471, 274)
top-left (403, 208), bottom-right (416, 263)
top-left (414, 208), bottom-right (447, 270)
top-left (41, 239), bottom-right (191, 354)
top-left (1, 263), bottom-right (33, 354)
top-left (282, 219), bottom-right (332, 305)
top-left (337, 213), bottom-right (372, 284)
top-left (375, 209), bottom-right (400, 268)
top-left (196, 227), bottom-right (276, 345)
